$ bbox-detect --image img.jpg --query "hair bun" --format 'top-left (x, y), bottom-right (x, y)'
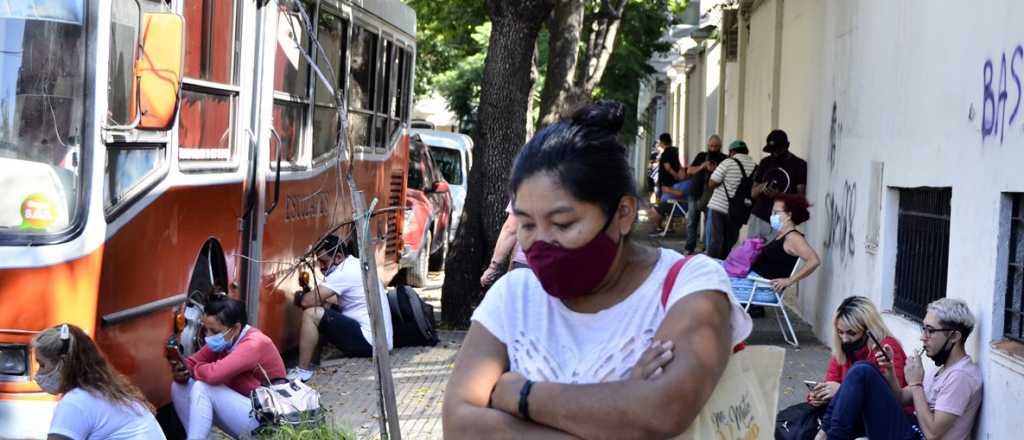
top-left (571, 100), bottom-right (625, 135)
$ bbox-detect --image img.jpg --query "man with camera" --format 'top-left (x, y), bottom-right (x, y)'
top-left (749, 129), bottom-right (807, 240)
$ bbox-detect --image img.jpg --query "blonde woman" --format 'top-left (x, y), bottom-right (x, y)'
top-left (32, 324), bottom-right (165, 440)
top-left (810, 296), bottom-right (909, 407)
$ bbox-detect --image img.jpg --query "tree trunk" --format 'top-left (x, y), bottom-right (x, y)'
top-left (536, 0), bottom-right (585, 128)
top-left (441, 0), bottom-right (554, 327)
top-left (577, 0), bottom-right (627, 96)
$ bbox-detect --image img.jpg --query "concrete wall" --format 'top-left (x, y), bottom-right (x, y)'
top-left (741, 0), bottom-right (779, 161)
top-left (704, 41), bottom-right (723, 149)
top-left (775, 0), bottom-right (823, 163)
top-left (789, 1), bottom-right (1024, 437)
top-left (664, 0), bottom-right (1024, 436)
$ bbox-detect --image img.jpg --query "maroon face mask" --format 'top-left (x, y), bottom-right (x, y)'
top-left (524, 222), bottom-right (621, 300)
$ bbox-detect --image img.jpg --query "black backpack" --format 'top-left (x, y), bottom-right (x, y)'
top-left (387, 285), bottom-right (440, 347)
top-left (774, 402), bottom-right (823, 440)
top-left (723, 158), bottom-right (755, 225)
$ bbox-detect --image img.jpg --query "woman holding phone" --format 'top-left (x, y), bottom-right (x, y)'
top-left (809, 296), bottom-right (909, 407)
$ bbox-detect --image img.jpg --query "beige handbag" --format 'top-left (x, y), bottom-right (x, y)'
top-left (662, 257), bottom-right (786, 440)
top-left (675, 345), bottom-right (785, 440)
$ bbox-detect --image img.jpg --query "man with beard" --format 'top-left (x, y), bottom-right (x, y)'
top-left (817, 298), bottom-right (983, 440)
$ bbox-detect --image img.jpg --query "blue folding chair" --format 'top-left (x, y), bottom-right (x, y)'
top-left (732, 260), bottom-right (802, 347)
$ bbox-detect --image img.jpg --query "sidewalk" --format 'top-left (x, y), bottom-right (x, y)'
top-left (305, 216), bottom-right (831, 439)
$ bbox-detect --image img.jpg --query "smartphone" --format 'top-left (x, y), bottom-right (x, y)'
top-left (802, 380), bottom-right (818, 390)
top-left (164, 336), bottom-right (186, 364)
top-left (865, 330), bottom-right (891, 363)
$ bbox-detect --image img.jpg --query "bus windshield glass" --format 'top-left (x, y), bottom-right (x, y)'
top-left (0, 0), bottom-right (86, 235)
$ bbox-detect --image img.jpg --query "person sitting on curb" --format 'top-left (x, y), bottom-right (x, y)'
top-left (285, 234), bottom-right (393, 382)
top-left (169, 297), bottom-right (286, 439)
top-left (818, 298), bottom-right (984, 440)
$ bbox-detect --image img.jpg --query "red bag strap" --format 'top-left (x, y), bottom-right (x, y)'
top-left (661, 255), bottom-right (746, 354)
top-left (661, 255), bottom-right (694, 307)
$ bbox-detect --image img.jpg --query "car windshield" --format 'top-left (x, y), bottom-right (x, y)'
top-left (429, 146), bottom-right (463, 185)
top-left (0, 1), bottom-right (86, 235)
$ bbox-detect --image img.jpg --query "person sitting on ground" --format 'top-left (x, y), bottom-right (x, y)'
top-left (809, 297), bottom-right (910, 418)
top-left (727, 194), bottom-right (820, 304)
top-left (169, 297), bottom-right (286, 439)
top-left (818, 298), bottom-right (984, 440)
top-left (32, 323), bottom-right (165, 440)
top-left (285, 234), bottom-right (393, 382)
top-left (443, 101), bottom-right (753, 438)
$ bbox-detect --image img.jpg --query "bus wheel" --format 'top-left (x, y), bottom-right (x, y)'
top-left (407, 230), bottom-right (430, 287)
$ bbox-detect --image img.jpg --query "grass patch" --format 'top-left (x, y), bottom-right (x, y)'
top-left (254, 422), bottom-right (354, 440)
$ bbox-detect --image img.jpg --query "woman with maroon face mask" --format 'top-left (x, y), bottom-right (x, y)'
top-left (442, 101), bottom-right (754, 439)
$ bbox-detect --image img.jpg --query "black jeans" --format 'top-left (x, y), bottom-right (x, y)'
top-left (821, 362), bottom-right (924, 440)
top-left (706, 208), bottom-right (741, 259)
top-left (318, 307), bottom-right (373, 357)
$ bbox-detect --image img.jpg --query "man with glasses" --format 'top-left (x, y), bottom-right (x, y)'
top-left (817, 298), bottom-right (983, 440)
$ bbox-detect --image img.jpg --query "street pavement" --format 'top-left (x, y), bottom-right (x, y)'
top-left (294, 214), bottom-right (832, 439)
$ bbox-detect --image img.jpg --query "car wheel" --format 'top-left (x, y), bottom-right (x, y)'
top-left (407, 230), bottom-right (430, 287)
top-left (429, 228), bottom-right (448, 272)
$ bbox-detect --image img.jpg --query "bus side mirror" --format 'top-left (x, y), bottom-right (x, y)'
top-left (132, 12), bottom-right (184, 130)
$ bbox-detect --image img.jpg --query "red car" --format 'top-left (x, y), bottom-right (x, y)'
top-left (400, 135), bottom-right (452, 286)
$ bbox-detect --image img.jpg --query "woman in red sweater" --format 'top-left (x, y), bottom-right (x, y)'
top-left (809, 296), bottom-right (909, 407)
top-left (169, 297), bottom-right (285, 439)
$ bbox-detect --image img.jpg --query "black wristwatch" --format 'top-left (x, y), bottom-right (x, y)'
top-left (518, 380), bottom-right (535, 421)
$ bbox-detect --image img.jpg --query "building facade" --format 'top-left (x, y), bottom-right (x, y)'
top-left (640, 0), bottom-right (1024, 436)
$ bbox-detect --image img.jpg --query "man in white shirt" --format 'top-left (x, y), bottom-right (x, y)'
top-left (706, 140), bottom-right (757, 259)
top-left (286, 234), bottom-right (393, 382)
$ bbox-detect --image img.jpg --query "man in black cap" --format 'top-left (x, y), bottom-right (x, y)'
top-left (749, 129), bottom-right (807, 239)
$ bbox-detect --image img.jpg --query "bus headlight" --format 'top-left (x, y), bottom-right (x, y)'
top-left (0, 345), bottom-right (28, 376)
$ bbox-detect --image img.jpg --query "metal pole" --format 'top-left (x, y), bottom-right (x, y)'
top-left (351, 191), bottom-right (402, 440)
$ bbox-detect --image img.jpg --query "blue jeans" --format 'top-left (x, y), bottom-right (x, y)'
top-left (822, 362), bottom-right (924, 440)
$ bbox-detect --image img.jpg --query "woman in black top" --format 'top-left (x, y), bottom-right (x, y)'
top-left (749, 194), bottom-right (820, 290)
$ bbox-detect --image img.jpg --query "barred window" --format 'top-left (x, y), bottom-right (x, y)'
top-left (894, 187), bottom-right (951, 320)
top-left (1004, 194), bottom-right (1024, 342)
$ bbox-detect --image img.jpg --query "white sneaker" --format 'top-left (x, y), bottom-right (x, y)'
top-left (286, 367), bottom-right (314, 382)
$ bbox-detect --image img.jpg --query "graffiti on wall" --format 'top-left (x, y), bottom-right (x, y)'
top-left (829, 102), bottom-right (841, 170)
top-left (824, 181), bottom-right (857, 261)
top-left (982, 45), bottom-right (1024, 143)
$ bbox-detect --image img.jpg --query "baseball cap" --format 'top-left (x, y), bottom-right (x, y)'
top-left (728, 140), bottom-right (748, 151)
top-left (763, 129), bottom-right (790, 152)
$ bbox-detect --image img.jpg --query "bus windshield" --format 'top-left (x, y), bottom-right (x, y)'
top-left (0, 1), bottom-right (86, 235)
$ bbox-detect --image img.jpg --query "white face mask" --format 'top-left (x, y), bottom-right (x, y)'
top-left (35, 361), bottom-right (63, 395)
top-left (770, 214), bottom-right (785, 231)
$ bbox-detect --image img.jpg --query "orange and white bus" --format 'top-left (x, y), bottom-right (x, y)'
top-left (0, 0), bottom-right (414, 437)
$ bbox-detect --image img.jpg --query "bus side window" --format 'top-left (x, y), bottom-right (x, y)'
top-left (179, 0), bottom-right (239, 166)
top-left (104, 143), bottom-right (167, 212)
top-left (312, 12), bottom-right (347, 164)
top-left (349, 24), bottom-right (377, 151)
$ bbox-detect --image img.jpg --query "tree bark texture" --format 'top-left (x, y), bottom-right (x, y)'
top-left (441, 0), bottom-right (554, 327)
top-left (578, 0), bottom-right (626, 96)
top-left (536, 0), bottom-right (585, 128)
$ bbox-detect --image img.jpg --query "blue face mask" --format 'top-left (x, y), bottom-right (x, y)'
top-left (770, 214), bottom-right (785, 231)
top-left (205, 328), bottom-right (234, 352)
